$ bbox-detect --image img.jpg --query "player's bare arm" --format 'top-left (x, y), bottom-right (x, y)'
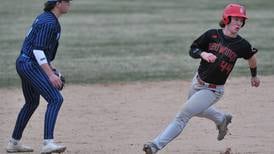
top-left (248, 55), bottom-right (260, 87)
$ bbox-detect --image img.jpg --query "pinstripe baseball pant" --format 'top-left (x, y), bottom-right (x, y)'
top-left (12, 54), bottom-right (63, 140)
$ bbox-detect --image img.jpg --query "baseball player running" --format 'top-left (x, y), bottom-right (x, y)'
top-left (6, 0), bottom-right (71, 153)
top-left (143, 3), bottom-right (260, 154)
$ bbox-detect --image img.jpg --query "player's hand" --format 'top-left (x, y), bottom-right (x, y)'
top-left (49, 73), bottom-right (63, 89)
top-left (201, 52), bottom-right (217, 63)
top-left (251, 76), bottom-right (260, 87)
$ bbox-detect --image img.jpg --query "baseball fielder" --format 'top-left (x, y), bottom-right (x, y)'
top-left (6, 0), bottom-right (71, 153)
top-left (144, 3), bottom-right (260, 154)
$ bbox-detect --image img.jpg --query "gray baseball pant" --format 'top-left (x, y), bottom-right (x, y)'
top-left (153, 74), bottom-right (226, 150)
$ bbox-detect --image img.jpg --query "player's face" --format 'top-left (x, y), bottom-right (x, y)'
top-left (57, 0), bottom-right (71, 14)
top-left (227, 16), bottom-right (245, 34)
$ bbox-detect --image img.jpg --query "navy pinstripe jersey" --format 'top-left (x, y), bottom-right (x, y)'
top-left (21, 11), bottom-right (61, 63)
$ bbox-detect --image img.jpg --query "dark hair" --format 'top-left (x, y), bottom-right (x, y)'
top-left (219, 20), bottom-right (226, 28)
top-left (43, 0), bottom-right (71, 11)
top-left (219, 16), bottom-right (246, 28)
top-left (219, 16), bottom-right (231, 28)
top-left (241, 20), bottom-right (246, 27)
top-left (44, 2), bottom-right (57, 12)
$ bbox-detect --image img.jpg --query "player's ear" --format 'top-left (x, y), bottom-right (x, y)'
top-left (56, 1), bottom-right (62, 6)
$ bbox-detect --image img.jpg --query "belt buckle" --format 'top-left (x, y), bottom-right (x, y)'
top-left (208, 84), bottom-right (217, 89)
top-left (197, 75), bottom-right (217, 89)
top-left (200, 79), bottom-right (216, 89)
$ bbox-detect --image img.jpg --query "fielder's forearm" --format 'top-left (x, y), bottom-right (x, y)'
top-left (40, 63), bottom-right (55, 78)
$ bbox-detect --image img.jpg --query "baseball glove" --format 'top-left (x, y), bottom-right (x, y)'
top-left (52, 68), bottom-right (65, 90)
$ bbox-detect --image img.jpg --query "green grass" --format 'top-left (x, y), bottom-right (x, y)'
top-left (0, 0), bottom-right (273, 87)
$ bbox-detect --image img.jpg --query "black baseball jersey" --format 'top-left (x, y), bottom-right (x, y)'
top-left (190, 29), bottom-right (257, 85)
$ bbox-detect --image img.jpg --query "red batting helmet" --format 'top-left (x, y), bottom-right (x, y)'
top-left (222, 3), bottom-right (248, 25)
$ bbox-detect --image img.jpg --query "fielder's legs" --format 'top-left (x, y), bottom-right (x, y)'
top-left (25, 66), bottom-right (66, 153)
top-left (8, 60), bottom-right (66, 153)
top-left (7, 60), bottom-right (40, 153)
top-left (11, 80), bottom-right (40, 140)
top-left (7, 80), bottom-right (38, 153)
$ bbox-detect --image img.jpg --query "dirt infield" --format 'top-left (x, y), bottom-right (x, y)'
top-left (1, 76), bottom-right (274, 154)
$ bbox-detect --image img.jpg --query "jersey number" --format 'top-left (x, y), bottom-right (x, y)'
top-left (219, 61), bottom-right (233, 75)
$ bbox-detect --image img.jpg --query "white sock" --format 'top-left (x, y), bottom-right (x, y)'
top-left (43, 139), bottom-right (54, 145)
top-left (10, 138), bottom-right (20, 144)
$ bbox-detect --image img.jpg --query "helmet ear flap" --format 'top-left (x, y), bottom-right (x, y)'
top-left (223, 16), bottom-right (245, 27)
top-left (223, 16), bottom-right (231, 25)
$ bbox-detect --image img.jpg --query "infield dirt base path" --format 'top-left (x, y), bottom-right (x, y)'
top-left (1, 76), bottom-right (274, 154)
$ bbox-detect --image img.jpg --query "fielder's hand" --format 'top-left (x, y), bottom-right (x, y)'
top-left (49, 73), bottom-right (63, 90)
top-left (52, 68), bottom-right (65, 90)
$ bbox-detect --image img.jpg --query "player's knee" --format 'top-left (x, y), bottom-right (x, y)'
top-left (30, 103), bottom-right (39, 110)
top-left (49, 95), bottom-right (63, 106)
top-left (175, 111), bottom-right (192, 125)
top-left (55, 95), bottom-right (63, 105)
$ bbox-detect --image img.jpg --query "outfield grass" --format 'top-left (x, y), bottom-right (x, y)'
top-left (0, 0), bottom-right (273, 87)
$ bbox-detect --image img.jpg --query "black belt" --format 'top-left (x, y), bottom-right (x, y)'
top-left (196, 75), bottom-right (218, 89)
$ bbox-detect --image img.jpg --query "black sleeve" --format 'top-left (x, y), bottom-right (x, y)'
top-left (189, 29), bottom-right (212, 59)
top-left (189, 48), bottom-right (202, 58)
top-left (241, 41), bottom-right (258, 60)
